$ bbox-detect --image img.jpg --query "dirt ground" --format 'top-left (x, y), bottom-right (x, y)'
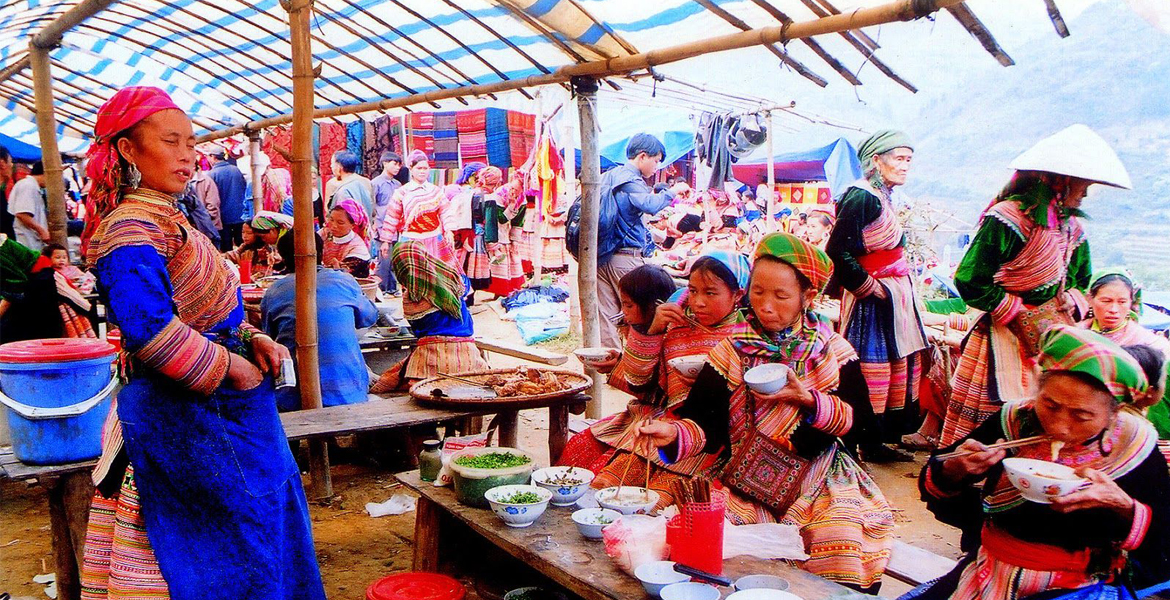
top-left (0, 293), bottom-right (960, 599)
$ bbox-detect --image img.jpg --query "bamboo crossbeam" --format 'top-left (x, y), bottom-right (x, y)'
top-left (0, 0), bottom-right (120, 86)
top-left (945, 4), bottom-right (1014, 67)
top-left (694, 0), bottom-right (828, 87)
top-left (197, 0), bottom-right (964, 142)
top-left (1043, 0), bottom-right (1070, 38)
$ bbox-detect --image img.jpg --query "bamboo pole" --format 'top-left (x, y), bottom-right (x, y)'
top-left (285, 0), bottom-right (331, 500)
top-left (196, 0), bottom-right (966, 143)
top-left (248, 131), bottom-right (264, 215)
top-left (765, 110), bottom-right (775, 231)
top-left (573, 76), bottom-right (604, 419)
top-left (562, 119), bottom-right (581, 338)
top-left (28, 44), bottom-right (68, 247)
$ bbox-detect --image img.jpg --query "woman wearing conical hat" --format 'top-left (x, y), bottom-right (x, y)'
top-left (939, 125), bottom-right (1132, 446)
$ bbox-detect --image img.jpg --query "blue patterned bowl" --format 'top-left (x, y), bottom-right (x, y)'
top-left (484, 484), bottom-right (552, 527)
top-left (532, 466), bottom-right (596, 506)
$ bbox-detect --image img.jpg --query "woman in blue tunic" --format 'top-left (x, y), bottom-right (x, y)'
top-left (78, 87), bottom-right (325, 599)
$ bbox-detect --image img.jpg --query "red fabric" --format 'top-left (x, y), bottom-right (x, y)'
top-left (82, 87), bottom-right (182, 250)
top-left (262, 126), bottom-right (292, 171)
top-left (856, 247), bottom-right (909, 278)
top-left (919, 375), bottom-right (947, 419)
top-left (557, 429), bottom-right (615, 473)
top-left (981, 525), bottom-right (1092, 573)
top-left (317, 123), bottom-right (348, 184)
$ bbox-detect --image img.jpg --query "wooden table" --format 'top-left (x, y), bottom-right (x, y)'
top-left (1, 392), bottom-right (583, 600)
top-left (396, 471), bottom-right (869, 600)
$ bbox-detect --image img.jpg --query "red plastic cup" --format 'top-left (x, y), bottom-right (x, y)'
top-left (667, 490), bottom-right (726, 575)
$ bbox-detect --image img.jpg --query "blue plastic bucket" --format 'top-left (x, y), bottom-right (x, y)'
top-left (0, 339), bottom-right (118, 465)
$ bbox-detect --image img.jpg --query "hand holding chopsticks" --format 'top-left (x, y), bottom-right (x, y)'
top-left (934, 435), bottom-right (1050, 461)
top-left (935, 435), bottom-right (1049, 480)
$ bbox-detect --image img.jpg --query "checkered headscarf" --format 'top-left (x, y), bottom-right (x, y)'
top-left (1038, 324), bottom-right (1148, 404)
top-left (754, 232), bottom-right (834, 293)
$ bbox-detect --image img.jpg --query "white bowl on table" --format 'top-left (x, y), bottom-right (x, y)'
top-left (667, 355), bottom-right (707, 378)
top-left (483, 484), bottom-right (552, 527)
top-left (570, 507), bottom-right (621, 539)
top-left (661, 582), bottom-right (721, 600)
top-left (634, 560), bottom-right (690, 597)
top-left (727, 589), bottom-right (803, 600)
top-left (531, 466), bottom-right (595, 506)
top-left (734, 575), bottom-right (790, 591)
top-left (1002, 457), bottom-right (1087, 504)
top-left (744, 364), bottom-right (789, 394)
top-left (595, 486), bottom-right (660, 515)
top-left (574, 347), bottom-right (619, 367)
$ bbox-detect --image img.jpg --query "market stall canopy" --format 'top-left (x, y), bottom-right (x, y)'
top-left (0, 0), bottom-right (1054, 146)
top-left (730, 137), bottom-right (862, 199)
top-left (0, 108), bottom-right (90, 158)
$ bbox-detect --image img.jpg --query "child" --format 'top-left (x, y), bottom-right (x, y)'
top-left (42, 243), bottom-right (93, 292)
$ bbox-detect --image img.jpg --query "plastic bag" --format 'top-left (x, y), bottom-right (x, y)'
top-left (433, 432), bottom-right (490, 487)
top-left (512, 301), bottom-right (570, 345)
top-left (722, 522), bottom-right (808, 561)
top-left (365, 494), bottom-right (417, 517)
top-left (602, 514), bottom-right (669, 577)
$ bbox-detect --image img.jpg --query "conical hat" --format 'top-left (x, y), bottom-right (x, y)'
top-left (1010, 124), bottom-right (1131, 189)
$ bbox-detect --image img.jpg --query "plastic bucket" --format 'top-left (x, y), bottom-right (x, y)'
top-left (667, 490), bottom-right (727, 575)
top-left (0, 339), bottom-right (117, 465)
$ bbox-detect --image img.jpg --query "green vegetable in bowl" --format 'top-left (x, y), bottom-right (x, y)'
top-left (454, 452), bottom-right (532, 469)
top-left (498, 491), bottom-right (542, 504)
top-left (594, 514), bottom-right (614, 525)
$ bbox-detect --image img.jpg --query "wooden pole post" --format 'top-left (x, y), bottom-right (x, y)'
top-left (562, 120), bottom-right (581, 337)
top-left (573, 76), bottom-right (604, 419)
top-left (28, 43), bottom-right (68, 247)
top-left (530, 89), bottom-right (545, 283)
top-left (285, 0), bottom-right (331, 500)
top-left (248, 131), bottom-right (264, 215)
top-left (765, 110), bottom-right (775, 231)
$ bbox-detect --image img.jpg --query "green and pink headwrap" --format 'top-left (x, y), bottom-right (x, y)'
top-left (1038, 324), bottom-right (1148, 404)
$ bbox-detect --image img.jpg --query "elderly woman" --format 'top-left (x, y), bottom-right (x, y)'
top-left (824, 130), bottom-right (928, 462)
top-left (910, 325), bottom-right (1170, 600)
top-left (641, 233), bottom-right (893, 593)
top-left (79, 87), bottom-right (323, 599)
top-left (378, 150), bottom-right (457, 267)
top-left (941, 125), bottom-right (1130, 446)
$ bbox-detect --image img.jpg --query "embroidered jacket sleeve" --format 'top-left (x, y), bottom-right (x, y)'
top-left (824, 188), bottom-right (882, 295)
top-left (96, 245), bottom-right (230, 395)
top-left (609, 329), bottom-right (666, 396)
top-left (954, 216), bottom-right (1027, 325)
top-left (379, 187), bottom-right (405, 242)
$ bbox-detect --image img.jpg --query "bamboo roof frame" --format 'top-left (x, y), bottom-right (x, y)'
top-left (0, 0), bottom-right (1041, 148)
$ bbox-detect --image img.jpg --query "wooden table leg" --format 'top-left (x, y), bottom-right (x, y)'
top-left (45, 475), bottom-right (84, 600)
top-left (496, 411), bottom-right (518, 448)
top-left (548, 404), bottom-right (569, 464)
top-left (412, 496), bottom-right (442, 572)
top-left (308, 438), bottom-right (333, 501)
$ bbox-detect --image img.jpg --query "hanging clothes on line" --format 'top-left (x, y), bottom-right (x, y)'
top-left (694, 111), bottom-right (767, 190)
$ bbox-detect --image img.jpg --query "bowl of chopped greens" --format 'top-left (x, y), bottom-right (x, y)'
top-left (484, 484), bottom-right (553, 528)
top-left (503, 586), bottom-right (568, 600)
top-left (448, 447), bottom-right (536, 507)
top-left (531, 466), bottom-right (596, 506)
top-left (570, 507), bottom-right (620, 539)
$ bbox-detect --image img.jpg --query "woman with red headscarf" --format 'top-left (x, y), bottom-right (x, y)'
top-left (79, 87), bottom-right (325, 600)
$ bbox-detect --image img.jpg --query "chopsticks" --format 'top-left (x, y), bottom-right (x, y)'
top-left (437, 372), bottom-right (489, 387)
top-left (653, 299), bottom-right (712, 333)
top-left (934, 435), bottom-right (1050, 461)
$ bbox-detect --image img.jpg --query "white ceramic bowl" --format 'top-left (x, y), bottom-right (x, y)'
top-left (1002, 457), bottom-right (1086, 504)
top-left (727, 589), bottom-right (803, 600)
top-left (667, 355), bottom-right (707, 378)
top-left (595, 486), bottom-right (660, 515)
top-left (661, 582), bottom-right (721, 600)
top-left (570, 507), bottom-right (621, 539)
top-left (484, 484), bottom-right (553, 527)
top-left (634, 561), bottom-right (690, 597)
top-left (734, 575), bottom-right (790, 591)
top-left (744, 364), bottom-right (789, 394)
top-left (574, 347), bottom-right (620, 367)
top-left (532, 466), bottom-right (596, 506)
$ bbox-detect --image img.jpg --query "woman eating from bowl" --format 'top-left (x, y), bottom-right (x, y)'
top-left (911, 325), bottom-right (1170, 600)
top-left (586, 251), bottom-right (750, 495)
top-left (640, 233), bottom-right (892, 593)
top-left (558, 264), bottom-right (677, 472)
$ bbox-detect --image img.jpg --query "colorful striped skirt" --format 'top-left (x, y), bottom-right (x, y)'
top-left (81, 467), bottom-right (170, 600)
top-left (941, 316), bottom-right (1036, 446)
top-left (404, 336), bottom-right (489, 381)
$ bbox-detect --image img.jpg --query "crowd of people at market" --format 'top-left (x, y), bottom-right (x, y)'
top-left (1, 85), bottom-right (1168, 600)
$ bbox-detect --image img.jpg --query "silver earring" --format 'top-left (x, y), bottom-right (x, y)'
top-left (126, 162), bottom-right (142, 189)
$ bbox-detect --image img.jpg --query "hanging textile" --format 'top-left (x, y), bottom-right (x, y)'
top-left (317, 122), bottom-right (348, 183)
top-left (407, 112), bottom-right (434, 156)
top-left (362, 120), bottom-right (378, 177)
top-left (457, 109), bottom-right (489, 164)
top-left (346, 121), bottom-right (365, 174)
top-left (262, 126), bottom-right (292, 171)
top-left (508, 111), bottom-right (536, 168)
top-left (486, 108), bottom-right (511, 169)
top-left (433, 111), bottom-right (459, 169)
top-left (372, 116), bottom-right (394, 173)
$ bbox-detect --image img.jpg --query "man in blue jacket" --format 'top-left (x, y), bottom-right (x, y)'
top-left (596, 133), bottom-right (688, 348)
top-left (207, 149), bottom-right (248, 251)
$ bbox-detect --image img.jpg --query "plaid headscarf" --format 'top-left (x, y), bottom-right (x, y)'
top-left (333, 199), bottom-right (370, 242)
top-left (697, 249), bottom-right (750, 290)
top-left (391, 241), bottom-right (465, 321)
top-left (251, 211), bottom-right (292, 232)
top-left (83, 87), bottom-right (182, 247)
top-left (754, 232), bottom-right (834, 294)
top-left (1038, 324), bottom-right (1148, 404)
top-left (1090, 267), bottom-right (1142, 316)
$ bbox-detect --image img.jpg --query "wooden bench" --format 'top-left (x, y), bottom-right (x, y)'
top-left (1, 392), bottom-right (583, 600)
top-left (885, 539), bottom-right (958, 587)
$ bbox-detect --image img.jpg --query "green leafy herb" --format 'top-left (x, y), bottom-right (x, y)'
top-left (498, 491), bottom-right (542, 504)
top-left (595, 515), bottom-right (614, 525)
top-left (454, 452), bottom-right (531, 469)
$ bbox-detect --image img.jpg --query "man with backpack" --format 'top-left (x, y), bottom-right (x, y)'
top-left (592, 133), bottom-right (688, 348)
